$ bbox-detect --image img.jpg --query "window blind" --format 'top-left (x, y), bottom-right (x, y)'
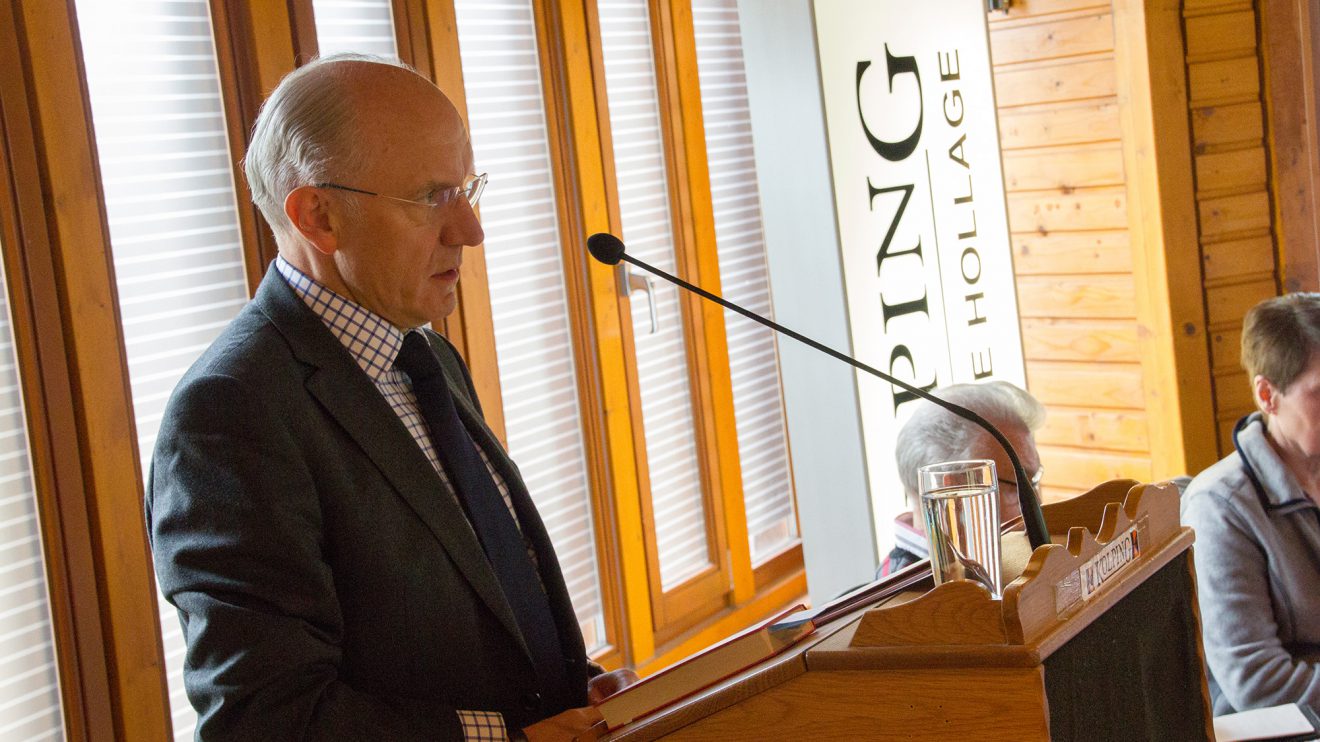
top-left (74, 1), bottom-right (250, 737)
top-left (598, 0), bottom-right (712, 590)
top-left (0, 251), bottom-right (62, 741)
top-left (312, 0), bottom-right (398, 58)
top-left (453, 0), bottom-right (607, 653)
top-left (690, 0), bottom-right (798, 564)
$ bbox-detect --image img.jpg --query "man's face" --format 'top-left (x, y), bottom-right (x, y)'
top-left (976, 422), bottom-right (1040, 525)
top-left (327, 68), bottom-right (485, 328)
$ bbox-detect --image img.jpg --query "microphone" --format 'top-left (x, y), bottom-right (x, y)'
top-left (586, 232), bottom-right (1050, 550)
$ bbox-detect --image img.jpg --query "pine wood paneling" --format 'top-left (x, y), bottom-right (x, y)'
top-left (1209, 325), bottom-right (1242, 369)
top-left (1007, 185), bottom-right (1128, 233)
top-left (1206, 278), bottom-right (1277, 326)
top-left (1188, 57), bottom-right (1261, 103)
top-left (1002, 143), bottom-right (1125, 191)
top-left (1016, 275), bottom-right (1137, 318)
top-left (1198, 191), bottom-right (1272, 238)
top-left (994, 57), bottom-right (1118, 108)
top-left (1191, 101), bottom-right (1264, 149)
top-left (1025, 360), bottom-right (1146, 408)
top-left (998, 100), bottom-right (1123, 149)
top-left (1260, 0), bottom-right (1320, 292)
top-left (1184, 11), bottom-right (1257, 57)
top-left (989, 1), bottom-right (1182, 490)
top-left (1202, 234), bottom-right (1275, 282)
top-left (1036, 407), bottom-right (1151, 452)
top-left (1193, 147), bottom-right (1268, 193)
top-left (1037, 445), bottom-right (1152, 488)
top-left (1020, 318), bottom-right (1141, 361)
top-left (1183, 0), bottom-right (1281, 459)
top-left (992, 0), bottom-right (1111, 17)
top-left (1213, 370), bottom-right (1254, 412)
top-left (989, 13), bottom-right (1115, 66)
top-left (1011, 230), bottom-right (1133, 274)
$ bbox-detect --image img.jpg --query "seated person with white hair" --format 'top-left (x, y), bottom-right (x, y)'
top-left (881, 381), bottom-right (1045, 577)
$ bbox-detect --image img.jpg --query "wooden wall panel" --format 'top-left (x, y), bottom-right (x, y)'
top-left (1002, 143), bottom-right (1126, 190)
top-left (1011, 231), bottom-right (1133, 274)
top-left (994, 57), bottom-right (1118, 107)
top-left (1202, 235), bottom-right (1275, 281)
top-left (1184, 0), bottom-right (1282, 458)
top-left (1006, 186), bottom-right (1129, 232)
top-left (1036, 408), bottom-right (1151, 451)
top-left (989, 12), bottom-right (1115, 65)
top-left (998, 101), bottom-right (1123, 148)
top-left (991, 2), bottom-right (1157, 492)
top-left (1192, 101), bottom-right (1265, 147)
top-left (1020, 318), bottom-right (1142, 362)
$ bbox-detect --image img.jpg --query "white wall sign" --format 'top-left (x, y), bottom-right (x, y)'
top-left (813, 0), bottom-right (1026, 557)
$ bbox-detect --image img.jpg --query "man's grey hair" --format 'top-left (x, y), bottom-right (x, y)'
top-left (243, 53), bottom-right (408, 243)
top-left (894, 381), bottom-right (1045, 498)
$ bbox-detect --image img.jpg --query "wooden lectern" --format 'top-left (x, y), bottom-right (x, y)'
top-left (605, 480), bottom-right (1212, 741)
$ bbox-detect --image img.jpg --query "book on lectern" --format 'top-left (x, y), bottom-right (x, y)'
top-left (596, 604), bottom-right (817, 729)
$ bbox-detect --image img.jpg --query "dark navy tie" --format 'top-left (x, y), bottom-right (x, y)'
top-left (394, 331), bottom-right (568, 703)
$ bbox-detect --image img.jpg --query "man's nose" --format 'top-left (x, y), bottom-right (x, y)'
top-left (443, 200), bottom-right (485, 247)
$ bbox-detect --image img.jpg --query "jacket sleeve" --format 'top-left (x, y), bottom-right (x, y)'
top-left (146, 372), bottom-right (465, 741)
top-left (1183, 489), bottom-right (1320, 711)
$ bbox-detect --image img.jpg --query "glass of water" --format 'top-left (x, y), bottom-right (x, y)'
top-left (918, 459), bottom-right (1002, 599)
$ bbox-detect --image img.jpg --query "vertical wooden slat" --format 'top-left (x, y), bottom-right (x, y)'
top-left (1112, 0), bottom-right (1216, 477)
top-left (14, 1), bottom-right (171, 738)
top-left (1260, 0), bottom-right (1320, 292)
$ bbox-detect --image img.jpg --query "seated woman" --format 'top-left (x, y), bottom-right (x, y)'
top-left (1183, 293), bottom-right (1320, 715)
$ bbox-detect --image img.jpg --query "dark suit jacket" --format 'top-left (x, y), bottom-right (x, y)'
top-left (146, 266), bottom-right (589, 740)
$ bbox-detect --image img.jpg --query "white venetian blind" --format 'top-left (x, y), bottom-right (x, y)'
top-left (691, 0), bottom-right (798, 564)
top-left (598, 0), bottom-right (713, 590)
top-left (453, 0), bottom-right (607, 653)
top-left (74, 1), bottom-right (250, 738)
top-left (312, 0), bottom-right (398, 57)
top-left (0, 248), bottom-right (63, 741)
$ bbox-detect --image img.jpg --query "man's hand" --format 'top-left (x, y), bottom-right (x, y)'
top-left (587, 668), bottom-right (640, 704)
top-left (521, 669), bottom-right (641, 741)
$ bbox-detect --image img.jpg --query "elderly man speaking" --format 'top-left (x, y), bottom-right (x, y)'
top-left (146, 55), bottom-right (627, 741)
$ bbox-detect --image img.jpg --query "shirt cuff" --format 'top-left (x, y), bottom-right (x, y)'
top-left (457, 709), bottom-right (506, 741)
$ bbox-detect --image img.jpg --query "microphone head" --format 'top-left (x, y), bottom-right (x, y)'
top-left (587, 233), bottom-right (626, 266)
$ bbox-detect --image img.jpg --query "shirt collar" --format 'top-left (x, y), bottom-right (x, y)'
top-left (1237, 412), bottom-right (1313, 509)
top-left (893, 509), bottom-right (929, 558)
top-left (275, 256), bottom-right (410, 382)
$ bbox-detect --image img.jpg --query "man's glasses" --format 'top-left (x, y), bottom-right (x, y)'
top-left (315, 172), bottom-right (488, 212)
top-left (998, 466), bottom-right (1044, 492)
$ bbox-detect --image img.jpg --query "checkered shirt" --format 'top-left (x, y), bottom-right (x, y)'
top-left (276, 257), bottom-right (516, 741)
top-left (276, 256), bottom-right (523, 527)
top-left (457, 710), bottom-right (507, 741)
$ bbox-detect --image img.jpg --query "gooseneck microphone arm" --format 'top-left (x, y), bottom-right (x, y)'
top-left (587, 232), bottom-right (1050, 550)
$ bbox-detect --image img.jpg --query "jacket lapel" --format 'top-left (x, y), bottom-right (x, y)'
top-left (251, 268), bottom-right (525, 645)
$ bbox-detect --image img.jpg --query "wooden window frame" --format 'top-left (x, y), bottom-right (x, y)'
top-left (3, 1), bottom-right (176, 739)
top-left (432, 0), bottom-right (807, 668)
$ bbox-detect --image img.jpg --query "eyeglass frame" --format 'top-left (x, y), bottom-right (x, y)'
top-left (997, 466), bottom-right (1044, 492)
top-left (314, 172), bottom-right (488, 212)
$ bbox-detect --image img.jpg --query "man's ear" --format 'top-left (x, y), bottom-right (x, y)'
top-left (284, 186), bottom-right (338, 256)
top-left (1253, 374), bottom-right (1276, 414)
